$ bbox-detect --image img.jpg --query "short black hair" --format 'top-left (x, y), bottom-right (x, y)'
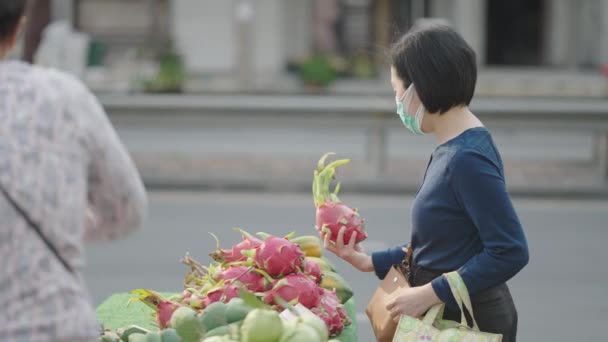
top-left (0, 0), bottom-right (27, 40)
top-left (390, 23), bottom-right (477, 114)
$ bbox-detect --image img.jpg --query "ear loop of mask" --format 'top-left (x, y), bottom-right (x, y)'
top-left (401, 84), bottom-right (414, 106)
top-left (414, 101), bottom-right (426, 134)
top-left (403, 84), bottom-right (426, 135)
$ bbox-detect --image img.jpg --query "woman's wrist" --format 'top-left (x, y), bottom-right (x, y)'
top-left (347, 252), bottom-right (374, 272)
top-left (421, 283), bottom-right (442, 306)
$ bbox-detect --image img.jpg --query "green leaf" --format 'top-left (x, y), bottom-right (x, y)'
top-left (238, 288), bottom-right (266, 309)
top-left (317, 152), bottom-right (336, 170)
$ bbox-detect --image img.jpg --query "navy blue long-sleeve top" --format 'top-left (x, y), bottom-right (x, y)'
top-left (371, 127), bottom-right (529, 310)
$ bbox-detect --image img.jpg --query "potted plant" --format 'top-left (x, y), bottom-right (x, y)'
top-left (350, 52), bottom-right (376, 79)
top-left (143, 44), bottom-right (186, 94)
top-left (297, 54), bottom-right (337, 93)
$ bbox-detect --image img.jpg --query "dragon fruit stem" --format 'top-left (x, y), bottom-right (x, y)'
top-left (128, 289), bottom-right (162, 310)
top-left (333, 182), bottom-right (341, 195)
top-left (313, 154), bottom-right (350, 207)
top-left (252, 268), bottom-right (274, 283)
top-left (232, 227), bottom-right (255, 240)
top-left (225, 260), bottom-right (254, 269)
top-left (255, 232), bottom-right (272, 240)
top-left (209, 232), bottom-right (222, 251)
top-left (240, 249), bottom-right (256, 259)
top-left (318, 152), bottom-right (336, 170)
top-left (321, 225), bottom-right (331, 235)
top-left (181, 253), bottom-right (208, 277)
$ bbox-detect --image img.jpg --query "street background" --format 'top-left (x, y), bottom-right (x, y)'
top-left (84, 191), bottom-right (608, 341)
top-left (16, 0), bottom-right (608, 341)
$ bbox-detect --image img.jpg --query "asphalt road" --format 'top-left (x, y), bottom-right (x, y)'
top-left (84, 191), bottom-right (608, 341)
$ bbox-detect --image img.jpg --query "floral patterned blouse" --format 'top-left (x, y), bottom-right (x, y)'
top-left (0, 61), bottom-right (147, 341)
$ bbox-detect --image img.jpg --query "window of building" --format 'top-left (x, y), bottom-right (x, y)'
top-left (486, 0), bottom-right (545, 66)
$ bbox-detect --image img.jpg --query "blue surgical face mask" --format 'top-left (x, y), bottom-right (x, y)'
top-left (396, 84), bottom-right (425, 135)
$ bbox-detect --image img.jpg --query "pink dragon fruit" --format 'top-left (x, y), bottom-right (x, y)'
top-left (215, 265), bottom-right (270, 292)
top-left (311, 307), bottom-right (342, 337)
top-left (262, 273), bottom-right (321, 310)
top-left (203, 283), bottom-right (241, 307)
top-left (209, 229), bottom-right (262, 264)
top-left (313, 153), bottom-right (367, 244)
top-left (312, 288), bottom-right (351, 336)
top-left (303, 258), bottom-right (323, 283)
top-left (319, 288), bottom-right (350, 321)
top-left (130, 289), bottom-right (181, 329)
top-left (181, 289), bottom-right (193, 300)
top-left (242, 236), bottom-right (304, 277)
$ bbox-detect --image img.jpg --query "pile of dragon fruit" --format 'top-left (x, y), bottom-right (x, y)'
top-left (115, 230), bottom-right (355, 341)
top-left (100, 153), bottom-right (366, 342)
top-left (183, 229), bottom-right (353, 335)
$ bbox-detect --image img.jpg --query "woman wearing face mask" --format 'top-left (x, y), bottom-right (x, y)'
top-left (319, 24), bottom-right (529, 341)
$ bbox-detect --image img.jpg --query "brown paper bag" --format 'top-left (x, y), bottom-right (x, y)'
top-left (365, 266), bottom-right (410, 342)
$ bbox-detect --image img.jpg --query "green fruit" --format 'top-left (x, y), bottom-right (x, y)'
top-left (291, 236), bottom-right (322, 257)
top-left (241, 309), bottom-right (283, 342)
top-left (280, 323), bottom-right (321, 342)
top-left (203, 325), bottom-right (229, 339)
top-left (225, 298), bottom-right (252, 323)
top-left (203, 321), bottom-right (241, 339)
top-left (143, 332), bottom-right (162, 342)
top-left (203, 337), bottom-right (238, 342)
top-left (160, 329), bottom-right (182, 342)
top-left (278, 320), bottom-right (298, 342)
top-left (119, 325), bottom-right (149, 342)
top-left (200, 302), bottom-right (228, 331)
top-left (306, 257), bottom-right (335, 273)
top-left (101, 330), bottom-right (121, 342)
top-left (170, 307), bottom-right (205, 342)
top-left (300, 311), bottom-right (329, 341)
top-left (202, 338), bottom-right (220, 342)
top-left (202, 337), bottom-right (224, 342)
top-left (127, 333), bottom-right (147, 342)
top-left (320, 271), bottom-right (353, 304)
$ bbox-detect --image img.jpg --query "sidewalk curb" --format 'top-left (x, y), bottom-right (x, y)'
top-left (142, 176), bottom-right (608, 199)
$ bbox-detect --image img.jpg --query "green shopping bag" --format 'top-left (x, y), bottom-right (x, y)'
top-left (392, 272), bottom-right (502, 342)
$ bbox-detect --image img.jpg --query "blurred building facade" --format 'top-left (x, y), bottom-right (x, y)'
top-left (53, 0), bottom-right (608, 95)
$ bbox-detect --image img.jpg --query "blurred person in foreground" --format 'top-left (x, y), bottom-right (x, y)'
top-left (0, 1), bottom-right (147, 341)
top-left (319, 24), bottom-right (529, 342)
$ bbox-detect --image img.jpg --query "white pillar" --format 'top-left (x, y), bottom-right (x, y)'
top-left (52, 0), bottom-right (74, 24)
top-left (283, 0), bottom-right (313, 60)
top-left (575, 0), bottom-right (604, 67)
top-left (600, 0), bottom-right (608, 64)
top-left (252, 0), bottom-right (284, 76)
top-left (429, 0), bottom-right (454, 19)
top-left (171, 0), bottom-right (235, 73)
top-left (452, 0), bottom-right (486, 65)
top-left (410, 0), bottom-right (426, 21)
top-left (543, 0), bottom-right (576, 67)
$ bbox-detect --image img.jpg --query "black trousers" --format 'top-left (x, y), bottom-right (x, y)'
top-left (408, 266), bottom-right (518, 342)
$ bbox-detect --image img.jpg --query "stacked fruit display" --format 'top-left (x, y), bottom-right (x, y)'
top-left (99, 231), bottom-right (354, 342)
top-left (98, 153), bottom-right (364, 342)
